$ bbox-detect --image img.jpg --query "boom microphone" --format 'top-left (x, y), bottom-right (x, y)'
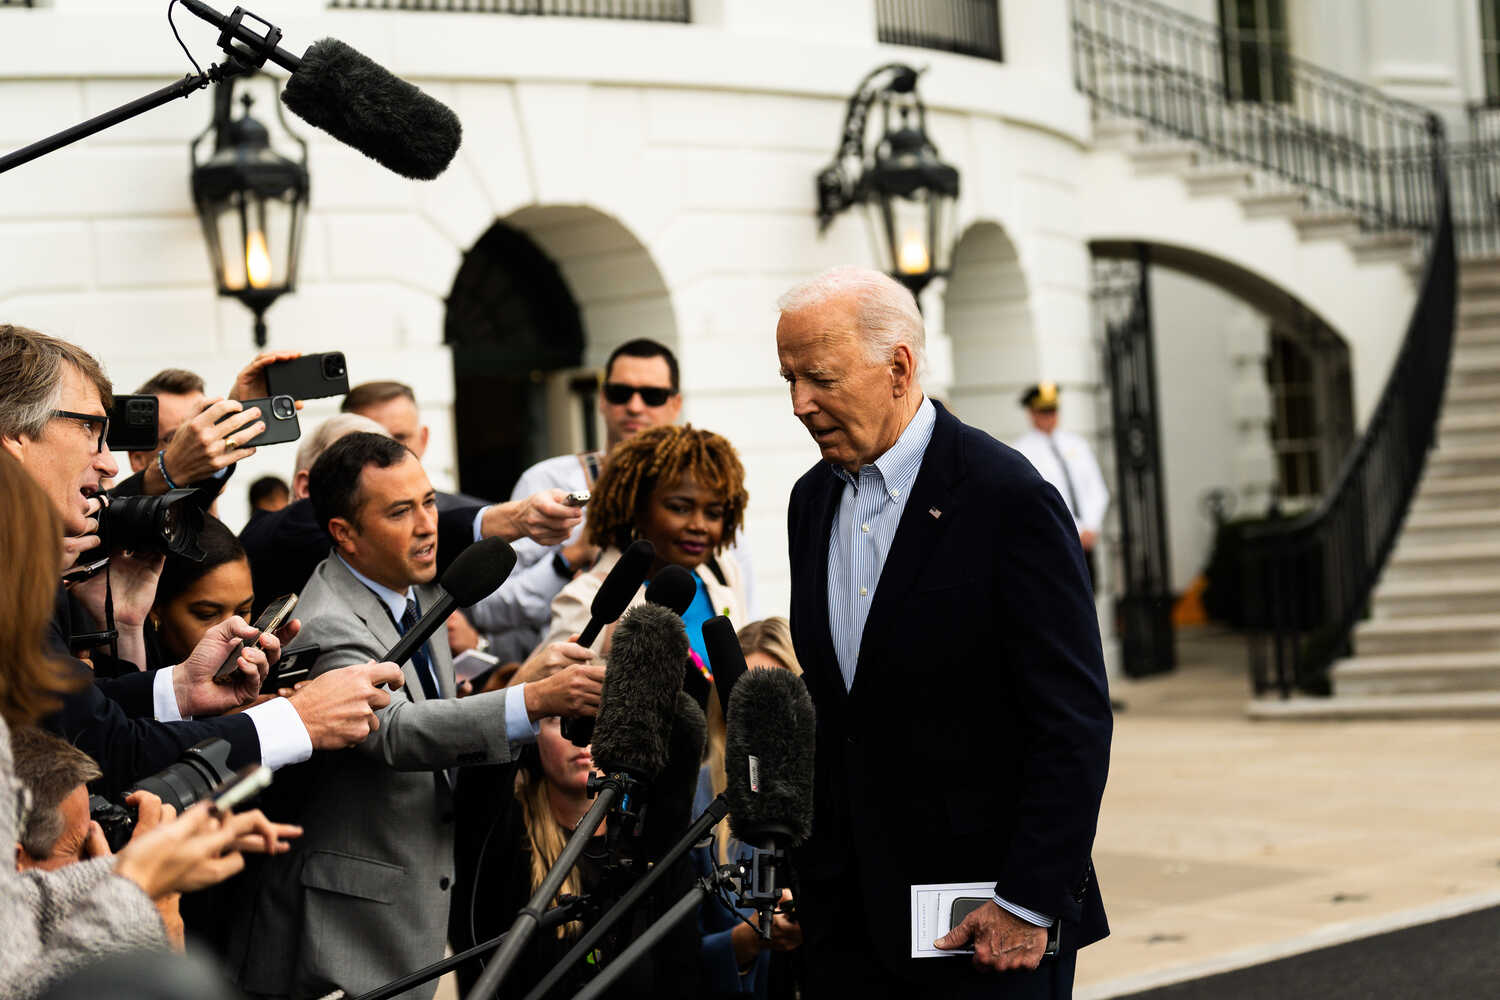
top-left (644, 563), bottom-right (697, 615)
top-left (382, 537), bottom-right (517, 670)
top-left (179, 0), bottom-right (462, 180)
top-left (590, 603), bottom-right (687, 782)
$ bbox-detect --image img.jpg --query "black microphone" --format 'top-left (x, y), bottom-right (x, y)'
top-left (723, 667), bottom-right (816, 935)
top-left (644, 563), bottom-right (696, 615)
top-left (590, 603), bottom-right (687, 783)
top-left (641, 691), bottom-right (708, 860)
top-left (179, 0), bottom-right (462, 180)
top-left (577, 539), bottom-right (655, 647)
top-left (701, 615), bottom-right (747, 722)
top-left (381, 537), bottom-right (517, 670)
top-left (564, 539), bottom-right (656, 747)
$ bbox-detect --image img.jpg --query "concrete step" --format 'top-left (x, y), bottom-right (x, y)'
top-left (1371, 572), bottom-right (1500, 616)
top-left (1394, 508), bottom-right (1500, 549)
top-left (1128, 143), bottom-right (1199, 176)
top-left (1183, 164), bottom-right (1254, 196)
top-left (1238, 188), bottom-right (1306, 219)
top-left (1353, 612), bottom-right (1500, 656)
top-left (1333, 650), bottom-right (1500, 695)
top-left (1461, 256), bottom-right (1500, 283)
top-left (1293, 211), bottom-right (1363, 242)
top-left (1092, 117), bottom-right (1144, 150)
top-left (1247, 689), bottom-right (1500, 720)
top-left (1453, 323), bottom-right (1500, 348)
top-left (1447, 347), bottom-right (1500, 388)
top-left (1408, 473), bottom-right (1500, 513)
top-left (1423, 441), bottom-right (1500, 479)
top-left (1459, 302), bottom-right (1500, 328)
top-left (1435, 382), bottom-right (1500, 420)
top-left (1435, 409), bottom-right (1500, 446)
top-left (1381, 540), bottom-right (1500, 583)
top-left (1351, 230), bottom-right (1417, 266)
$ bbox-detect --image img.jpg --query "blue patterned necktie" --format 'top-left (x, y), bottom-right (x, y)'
top-left (399, 596), bottom-right (442, 701)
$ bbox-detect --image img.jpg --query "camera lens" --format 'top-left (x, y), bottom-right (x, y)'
top-left (323, 354), bottom-right (346, 379)
top-left (273, 396), bottom-right (295, 419)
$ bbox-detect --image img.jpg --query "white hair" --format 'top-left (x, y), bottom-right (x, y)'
top-left (295, 412), bottom-right (390, 477)
top-left (776, 265), bottom-right (927, 375)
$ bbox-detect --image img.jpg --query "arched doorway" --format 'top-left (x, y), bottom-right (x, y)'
top-left (446, 221), bottom-right (585, 502)
top-left (942, 221), bottom-right (1035, 438)
top-left (445, 206), bottom-right (680, 501)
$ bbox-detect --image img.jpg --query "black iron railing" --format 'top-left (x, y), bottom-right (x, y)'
top-left (1243, 158), bottom-right (1455, 696)
top-left (326, 0), bottom-right (690, 19)
top-left (1073, 0), bottom-right (1443, 235)
top-left (876, 0), bottom-right (1002, 62)
top-left (1454, 105), bottom-right (1500, 258)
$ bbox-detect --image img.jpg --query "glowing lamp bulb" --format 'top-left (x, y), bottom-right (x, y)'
top-left (246, 230), bottom-right (273, 289)
top-left (897, 230), bottom-right (930, 275)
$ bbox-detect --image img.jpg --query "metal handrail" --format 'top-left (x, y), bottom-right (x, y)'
top-left (1072, 0), bottom-right (1443, 235)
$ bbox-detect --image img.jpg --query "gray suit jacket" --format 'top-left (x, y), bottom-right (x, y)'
top-left (229, 554), bottom-right (519, 1000)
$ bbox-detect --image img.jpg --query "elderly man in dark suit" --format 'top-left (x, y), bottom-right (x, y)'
top-left (777, 267), bottom-right (1113, 999)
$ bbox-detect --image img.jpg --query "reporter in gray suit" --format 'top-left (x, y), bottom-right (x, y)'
top-left (227, 433), bottom-right (606, 1000)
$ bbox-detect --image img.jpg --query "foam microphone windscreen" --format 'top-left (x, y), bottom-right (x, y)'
top-left (701, 616), bottom-right (747, 721)
top-left (441, 537), bottom-right (518, 606)
top-left (724, 668), bottom-right (816, 845)
top-left (590, 603), bottom-right (687, 781)
top-left (282, 38), bottom-right (463, 181)
top-left (643, 691), bottom-right (708, 857)
top-left (644, 563), bottom-right (697, 615)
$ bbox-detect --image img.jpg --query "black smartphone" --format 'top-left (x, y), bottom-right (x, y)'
top-left (106, 394), bottom-right (159, 452)
top-left (949, 897), bottom-right (989, 929)
top-left (268, 642), bottom-right (321, 689)
top-left (265, 352), bottom-right (349, 401)
top-left (223, 395), bottom-right (300, 448)
top-left (214, 593), bottom-right (299, 683)
top-left (209, 763), bottom-right (272, 814)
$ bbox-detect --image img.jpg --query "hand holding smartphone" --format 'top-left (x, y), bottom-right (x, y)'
top-left (213, 593), bottom-right (299, 684)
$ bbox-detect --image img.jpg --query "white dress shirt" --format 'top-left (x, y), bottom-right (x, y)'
top-left (1012, 428), bottom-right (1109, 535)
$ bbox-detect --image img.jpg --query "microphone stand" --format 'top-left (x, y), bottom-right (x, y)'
top-left (518, 794), bottom-right (729, 1000)
top-left (463, 771), bottom-right (644, 1000)
top-left (564, 867), bottom-right (742, 1000)
top-left (350, 898), bottom-right (585, 1000)
top-left (0, 61), bottom-right (252, 176)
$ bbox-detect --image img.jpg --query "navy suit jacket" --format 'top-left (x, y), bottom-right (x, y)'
top-left (42, 586), bottom-right (260, 799)
top-left (786, 401), bottom-right (1112, 975)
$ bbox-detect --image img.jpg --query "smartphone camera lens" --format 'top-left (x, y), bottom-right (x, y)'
top-left (272, 396), bottom-right (296, 420)
top-left (323, 354), bottom-right (346, 379)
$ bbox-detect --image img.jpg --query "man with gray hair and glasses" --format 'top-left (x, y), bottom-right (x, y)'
top-left (776, 267), bottom-right (1112, 999)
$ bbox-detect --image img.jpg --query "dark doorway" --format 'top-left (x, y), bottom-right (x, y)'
top-left (445, 222), bottom-right (585, 502)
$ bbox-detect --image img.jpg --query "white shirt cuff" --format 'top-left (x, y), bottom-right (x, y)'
top-left (154, 667), bottom-right (183, 722)
top-left (993, 894), bottom-right (1052, 927)
top-left (506, 683), bottom-right (542, 743)
top-left (472, 506), bottom-right (491, 543)
top-left (245, 697), bottom-right (314, 771)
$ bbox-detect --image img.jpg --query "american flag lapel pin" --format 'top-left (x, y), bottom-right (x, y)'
top-left (928, 507), bottom-right (942, 520)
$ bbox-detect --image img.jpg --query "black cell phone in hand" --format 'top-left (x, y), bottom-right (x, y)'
top-left (106, 394), bottom-right (159, 452)
top-left (222, 395), bottom-right (300, 448)
top-left (265, 352), bottom-right (349, 401)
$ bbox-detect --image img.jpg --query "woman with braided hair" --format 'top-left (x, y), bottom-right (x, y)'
top-left (535, 423), bottom-right (751, 675)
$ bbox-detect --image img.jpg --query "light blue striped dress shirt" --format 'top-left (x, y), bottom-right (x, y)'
top-left (824, 397), bottom-right (1052, 930)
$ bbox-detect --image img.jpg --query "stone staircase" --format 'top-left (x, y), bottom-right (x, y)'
top-left (1252, 258), bottom-right (1500, 720)
top-left (1091, 118), bottom-right (1423, 269)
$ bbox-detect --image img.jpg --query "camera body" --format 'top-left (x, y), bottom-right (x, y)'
top-left (87, 738), bottom-right (236, 851)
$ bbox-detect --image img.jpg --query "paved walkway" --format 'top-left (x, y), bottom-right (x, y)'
top-left (1076, 627), bottom-right (1500, 997)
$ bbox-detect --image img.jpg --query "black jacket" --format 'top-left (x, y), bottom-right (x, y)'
top-left (42, 586), bottom-right (260, 798)
top-left (786, 401), bottom-right (1112, 977)
top-left (240, 492), bottom-right (486, 616)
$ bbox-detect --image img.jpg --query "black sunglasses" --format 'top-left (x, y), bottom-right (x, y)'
top-left (602, 382), bottom-right (676, 407)
top-left (51, 410), bottom-right (109, 452)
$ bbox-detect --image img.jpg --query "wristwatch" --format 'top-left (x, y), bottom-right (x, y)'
top-left (552, 550), bottom-right (574, 579)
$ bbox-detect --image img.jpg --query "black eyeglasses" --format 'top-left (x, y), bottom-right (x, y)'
top-left (602, 382), bottom-right (677, 407)
top-left (51, 410), bottom-right (109, 452)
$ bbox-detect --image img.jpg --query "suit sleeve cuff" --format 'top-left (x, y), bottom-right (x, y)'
top-left (473, 506), bottom-right (491, 543)
top-left (245, 697), bottom-right (314, 770)
top-left (993, 894), bottom-right (1052, 927)
top-left (154, 667), bottom-right (183, 722)
top-left (506, 683), bottom-right (542, 743)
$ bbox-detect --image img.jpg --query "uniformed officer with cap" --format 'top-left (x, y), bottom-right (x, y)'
top-left (1012, 382), bottom-right (1110, 591)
